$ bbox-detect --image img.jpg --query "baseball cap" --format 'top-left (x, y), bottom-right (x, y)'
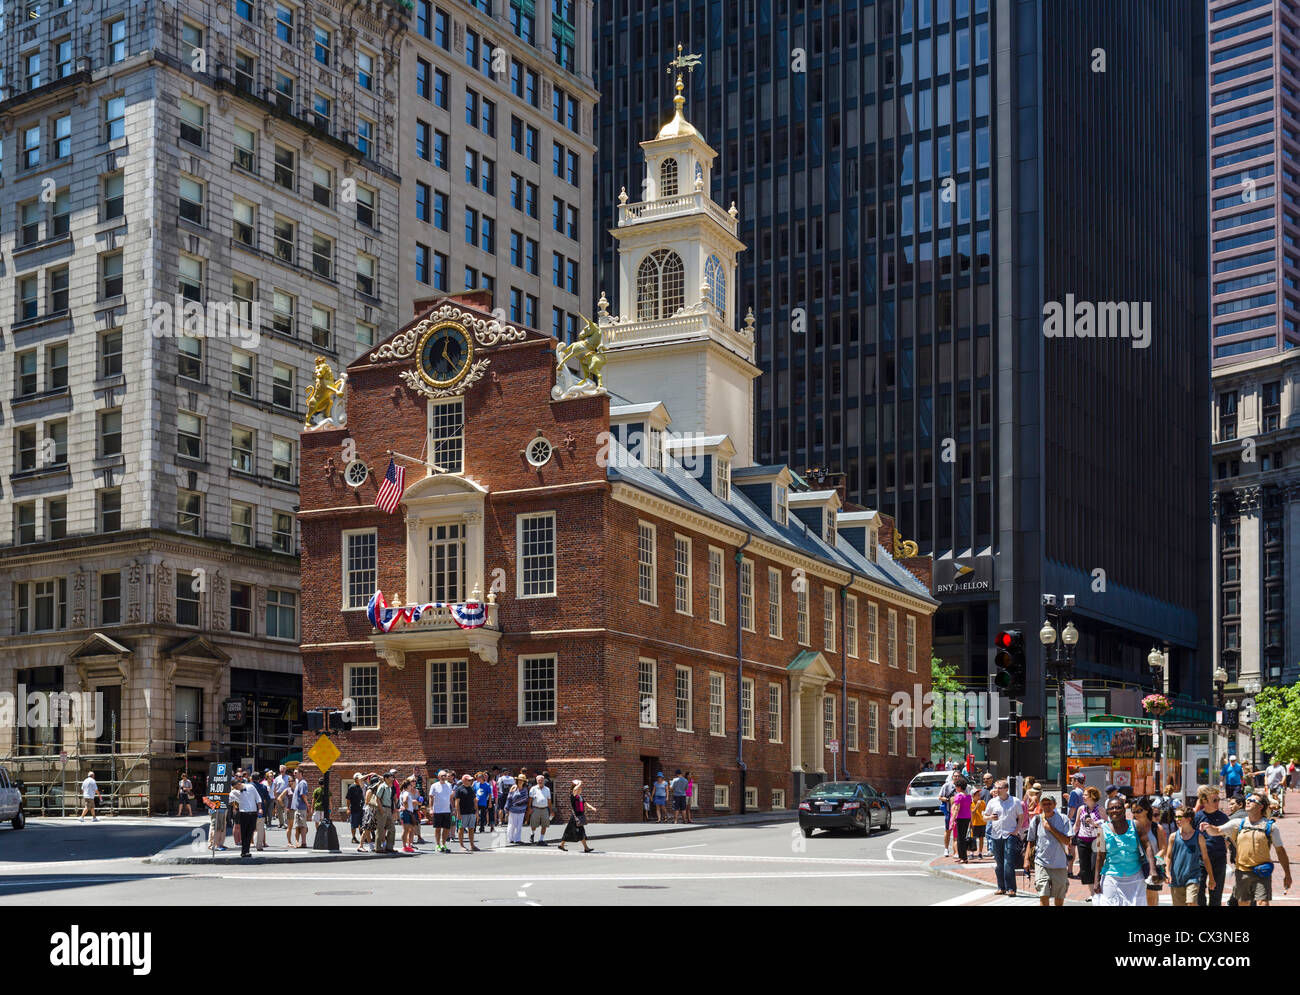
top-left (1229, 754), bottom-right (1237, 761)
top-left (1104, 783), bottom-right (1118, 792)
top-left (1071, 772), bottom-right (1085, 782)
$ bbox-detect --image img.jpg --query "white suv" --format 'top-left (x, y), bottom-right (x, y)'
top-left (0, 766), bottom-right (24, 829)
top-left (905, 771), bottom-right (952, 816)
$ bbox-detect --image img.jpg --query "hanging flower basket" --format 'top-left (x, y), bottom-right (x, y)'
top-left (1142, 694), bottom-right (1172, 716)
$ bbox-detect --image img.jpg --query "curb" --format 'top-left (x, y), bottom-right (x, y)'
top-left (145, 849), bottom-right (418, 865)
top-left (923, 858), bottom-right (1091, 905)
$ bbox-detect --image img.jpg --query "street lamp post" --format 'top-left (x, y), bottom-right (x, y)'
top-left (1212, 667), bottom-right (1227, 778)
top-left (1242, 679), bottom-right (1262, 768)
top-left (1039, 593), bottom-right (1078, 799)
top-left (1148, 645), bottom-right (1170, 791)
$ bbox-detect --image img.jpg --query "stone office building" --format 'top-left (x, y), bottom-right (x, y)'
top-left (0, 0), bottom-right (405, 809)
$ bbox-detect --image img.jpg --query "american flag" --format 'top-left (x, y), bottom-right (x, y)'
top-left (375, 458), bottom-right (406, 513)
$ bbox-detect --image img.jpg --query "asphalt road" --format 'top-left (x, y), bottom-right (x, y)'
top-left (0, 811), bottom-right (1032, 906)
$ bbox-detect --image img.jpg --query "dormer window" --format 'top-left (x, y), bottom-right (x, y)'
top-left (774, 484), bottom-right (788, 526)
top-left (647, 427), bottom-right (663, 470)
top-left (867, 526), bottom-right (878, 563)
top-left (825, 510), bottom-right (837, 548)
top-left (715, 458), bottom-right (731, 501)
top-left (659, 157), bottom-right (678, 197)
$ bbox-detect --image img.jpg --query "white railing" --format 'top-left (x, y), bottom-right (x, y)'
top-left (603, 308), bottom-right (752, 353)
top-left (619, 192), bottom-right (737, 233)
top-left (398, 601), bottom-right (499, 631)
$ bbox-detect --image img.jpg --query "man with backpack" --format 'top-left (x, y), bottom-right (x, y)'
top-left (1200, 792), bottom-right (1292, 906)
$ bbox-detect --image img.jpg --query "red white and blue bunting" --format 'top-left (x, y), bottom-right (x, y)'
top-left (367, 589), bottom-right (487, 632)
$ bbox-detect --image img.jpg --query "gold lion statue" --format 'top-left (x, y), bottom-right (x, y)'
top-left (557, 314), bottom-right (606, 392)
top-left (304, 357), bottom-right (346, 429)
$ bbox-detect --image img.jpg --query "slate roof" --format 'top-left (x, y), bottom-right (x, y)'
top-left (605, 438), bottom-right (935, 603)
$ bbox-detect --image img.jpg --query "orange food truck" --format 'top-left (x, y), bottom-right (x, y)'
top-left (1066, 715), bottom-right (1166, 796)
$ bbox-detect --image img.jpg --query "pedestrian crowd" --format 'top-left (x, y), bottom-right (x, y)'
top-left (942, 764), bottom-right (1294, 907)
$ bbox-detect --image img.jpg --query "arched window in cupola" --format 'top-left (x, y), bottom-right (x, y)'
top-left (636, 249), bottom-right (686, 321)
top-left (704, 254), bottom-right (726, 315)
top-left (659, 157), bottom-right (679, 197)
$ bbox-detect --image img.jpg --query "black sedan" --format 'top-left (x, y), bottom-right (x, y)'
top-left (798, 781), bottom-right (892, 837)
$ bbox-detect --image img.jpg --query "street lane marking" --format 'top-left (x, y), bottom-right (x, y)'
top-left (496, 848), bottom-right (921, 867)
top-left (885, 824), bottom-right (946, 862)
top-left (654, 844), bottom-right (707, 851)
top-left (178, 870), bottom-right (932, 883)
top-left (0, 876), bottom-right (145, 889)
top-left (931, 887), bottom-right (996, 906)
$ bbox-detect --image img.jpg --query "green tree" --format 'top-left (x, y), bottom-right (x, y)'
top-left (1255, 682), bottom-right (1300, 762)
top-left (930, 651), bottom-right (968, 761)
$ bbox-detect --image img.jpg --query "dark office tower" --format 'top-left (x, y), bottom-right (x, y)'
top-left (594, 0), bottom-right (1210, 774)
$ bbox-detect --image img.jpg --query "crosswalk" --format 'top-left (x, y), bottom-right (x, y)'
top-left (932, 887), bottom-right (1041, 906)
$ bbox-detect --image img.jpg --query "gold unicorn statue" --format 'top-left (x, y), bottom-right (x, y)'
top-left (304, 357), bottom-right (346, 429)
top-left (555, 314), bottom-right (606, 393)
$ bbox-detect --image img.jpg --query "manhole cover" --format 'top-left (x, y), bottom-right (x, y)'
top-left (482, 898), bottom-right (540, 905)
top-left (314, 890), bottom-right (373, 896)
top-left (618, 885), bottom-right (668, 890)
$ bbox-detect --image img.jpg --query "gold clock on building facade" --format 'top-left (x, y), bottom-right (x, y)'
top-left (417, 320), bottom-right (474, 389)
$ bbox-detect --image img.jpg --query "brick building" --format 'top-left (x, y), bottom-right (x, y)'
top-left (298, 88), bottom-right (937, 820)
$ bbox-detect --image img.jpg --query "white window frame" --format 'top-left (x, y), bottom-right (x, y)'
top-left (638, 657), bottom-right (657, 727)
top-left (740, 557), bottom-right (755, 632)
top-left (888, 609), bottom-right (899, 668)
top-left (846, 593), bottom-right (859, 657)
top-left (847, 698), bottom-right (859, 751)
top-left (345, 663), bottom-right (379, 730)
top-left (797, 586), bottom-right (810, 645)
top-left (771, 788), bottom-right (786, 810)
top-left (637, 520), bottom-right (657, 606)
top-left (341, 529), bottom-right (377, 610)
top-left (768, 682), bottom-right (782, 743)
top-left (823, 694), bottom-right (836, 746)
top-left (868, 602), bottom-right (879, 663)
top-left (708, 671), bottom-right (725, 736)
top-left (516, 511), bottom-right (557, 599)
top-left (869, 701), bottom-right (880, 753)
top-left (907, 718), bottom-right (917, 758)
top-left (744, 785), bottom-right (759, 809)
top-left (673, 534), bottom-right (692, 615)
top-left (741, 677), bottom-right (755, 740)
top-left (715, 457), bottom-right (731, 500)
top-left (674, 664), bottom-right (692, 732)
top-left (906, 615), bottom-right (917, 672)
top-left (774, 483), bottom-right (788, 525)
top-left (518, 653), bottom-right (557, 725)
top-left (428, 397), bottom-right (464, 473)
top-left (425, 658), bottom-right (469, 728)
top-left (823, 586), bottom-right (836, 651)
top-left (767, 567), bottom-right (782, 639)
top-left (714, 784), bottom-right (730, 809)
top-left (707, 546), bottom-right (725, 624)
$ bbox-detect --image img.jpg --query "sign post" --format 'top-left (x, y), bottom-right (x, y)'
top-left (207, 762), bottom-right (231, 863)
top-left (306, 734), bottom-right (340, 852)
top-left (828, 740), bottom-right (839, 781)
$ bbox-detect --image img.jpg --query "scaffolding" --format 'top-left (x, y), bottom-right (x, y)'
top-left (1, 742), bottom-right (153, 816)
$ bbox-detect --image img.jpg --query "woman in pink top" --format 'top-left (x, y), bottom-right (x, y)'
top-left (949, 778), bottom-right (973, 864)
top-left (684, 772), bottom-right (695, 824)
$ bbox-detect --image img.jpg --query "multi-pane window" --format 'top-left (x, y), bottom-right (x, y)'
top-left (636, 249), bottom-right (685, 320)
top-left (177, 490), bottom-right (202, 536)
top-left (17, 352), bottom-right (37, 397)
top-left (272, 511), bottom-right (293, 553)
top-left (233, 199), bottom-right (257, 246)
top-left (176, 570), bottom-right (200, 626)
top-left (824, 587), bottom-right (836, 650)
top-left (517, 513), bottom-right (556, 597)
top-left (272, 437), bottom-right (294, 483)
top-left (869, 702), bottom-right (880, 752)
top-left (427, 523), bottom-right (465, 602)
top-left (428, 659), bottom-right (468, 727)
top-left (709, 672), bottom-right (725, 735)
top-left (824, 695), bottom-right (836, 746)
top-left (715, 458), bottom-right (731, 500)
top-left (356, 186), bottom-right (376, 228)
top-left (520, 655), bottom-right (556, 724)
top-left (356, 253), bottom-right (377, 297)
top-left (52, 190), bottom-right (71, 237)
top-left (906, 616), bottom-right (917, 672)
top-left (768, 568), bottom-right (782, 637)
top-left (53, 114), bottom-right (71, 159)
top-left (274, 2), bottom-right (294, 43)
top-left (47, 344), bottom-right (68, 389)
top-left (15, 578), bottom-right (68, 632)
top-left (20, 201), bottom-right (41, 246)
top-left (797, 586), bottom-right (809, 644)
top-left (47, 497), bottom-right (67, 540)
top-left (231, 426), bottom-right (255, 473)
top-left (16, 425), bottom-right (37, 472)
top-left (177, 411), bottom-right (203, 459)
top-left (888, 610), bottom-right (899, 668)
top-left (428, 399), bottom-right (463, 472)
top-left (741, 678), bottom-right (754, 740)
top-left (230, 582), bottom-right (252, 633)
top-left (98, 410), bottom-right (122, 458)
top-left (179, 99), bottom-right (205, 147)
top-left (231, 502), bottom-right (254, 546)
top-left (272, 362), bottom-right (294, 408)
top-left (101, 251), bottom-right (124, 298)
top-left (346, 665), bottom-right (379, 729)
top-left (99, 488), bottom-right (121, 532)
top-left (311, 304), bottom-right (333, 349)
top-left (906, 720), bottom-right (916, 758)
top-left (675, 666), bottom-right (692, 731)
top-left (342, 531), bottom-right (378, 609)
top-left (312, 163), bottom-right (333, 207)
top-left (846, 594), bottom-right (859, 656)
top-left (868, 603), bottom-right (879, 662)
top-left (889, 716), bottom-right (899, 757)
top-left (847, 699), bottom-right (859, 751)
top-left (708, 547), bottom-right (724, 623)
top-left (637, 522), bottom-right (656, 604)
top-left (22, 125), bottom-right (41, 168)
top-left (740, 558), bottom-right (754, 631)
top-left (274, 144), bottom-right (296, 188)
top-left (638, 658), bottom-right (657, 726)
top-left (266, 588), bottom-right (296, 639)
top-left (100, 330), bottom-right (123, 378)
top-left (768, 683), bottom-right (782, 743)
top-left (105, 96), bottom-right (125, 140)
top-left (100, 572), bottom-right (122, 625)
top-left (673, 535), bottom-right (692, 614)
top-left (15, 503), bottom-right (36, 544)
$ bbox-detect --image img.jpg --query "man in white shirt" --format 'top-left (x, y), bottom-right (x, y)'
top-left (271, 766), bottom-right (289, 828)
top-left (1266, 760), bottom-right (1289, 815)
top-left (79, 771), bottom-right (101, 822)
top-left (527, 774), bottom-right (553, 845)
top-left (428, 769), bottom-right (456, 853)
top-left (496, 769), bottom-right (515, 827)
top-left (230, 775), bottom-right (263, 858)
top-left (983, 779), bottom-right (1025, 897)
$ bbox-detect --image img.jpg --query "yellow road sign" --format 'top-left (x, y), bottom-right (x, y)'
top-left (307, 734), bottom-right (340, 774)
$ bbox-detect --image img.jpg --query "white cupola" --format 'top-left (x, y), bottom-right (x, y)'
top-left (597, 48), bottom-right (759, 468)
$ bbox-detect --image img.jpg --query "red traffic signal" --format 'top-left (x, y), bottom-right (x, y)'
top-left (993, 629), bottom-right (1026, 696)
top-left (1018, 717), bottom-right (1042, 739)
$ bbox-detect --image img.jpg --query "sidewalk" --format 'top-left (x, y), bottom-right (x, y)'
top-left (927, 787), bottom-right (1300, 904)
top-left (146, 809), bottom-right (798, 864)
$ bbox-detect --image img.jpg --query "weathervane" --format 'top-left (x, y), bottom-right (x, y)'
top-left (665, 44), bottom-right (702, 109)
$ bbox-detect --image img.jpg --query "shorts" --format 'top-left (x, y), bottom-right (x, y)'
top-left (1170, 882), bottom-right (1202, 906)
top-left (400, 810), bottom-right (416, 826)
top-left (972, 825), bottom-right (986, 839)
top-left (529, 807), bottom-right (552, 830)
top-left (285, 809), bottom-right (298, 826)
top-left (1234, 870), bottom-right (1273, 904)
top-left (672, 795), bottom-right (687, 811)
top-left (459, 809), bottom-right (478, 826)
top-left (433, 811), bottom-right (452, 829)
top-left (1034, 865), bottom-right (1068, 900)
top-left (350, 811), bottom-right (363, 830)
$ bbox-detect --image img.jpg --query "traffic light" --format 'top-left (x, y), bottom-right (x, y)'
top-left (328, 708), bottom-right (353, 733)
top-left (994, 629), bottom-right (1026, 698)
top-left (305, 708), bottom-right (325, 732)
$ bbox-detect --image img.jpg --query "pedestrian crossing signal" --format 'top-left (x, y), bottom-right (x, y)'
top-left (1017, 717), bottom-right (1042, 739)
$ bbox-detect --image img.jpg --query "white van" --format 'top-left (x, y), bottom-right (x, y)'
top-left (0, 766), bottom-right (25, 829)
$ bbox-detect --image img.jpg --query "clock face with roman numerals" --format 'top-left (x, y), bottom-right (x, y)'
top-left (417, 321), bottom-right (474, 389)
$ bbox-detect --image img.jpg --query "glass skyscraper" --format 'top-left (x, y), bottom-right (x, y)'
top-left (594, 0), bottom-right (1211, 772)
